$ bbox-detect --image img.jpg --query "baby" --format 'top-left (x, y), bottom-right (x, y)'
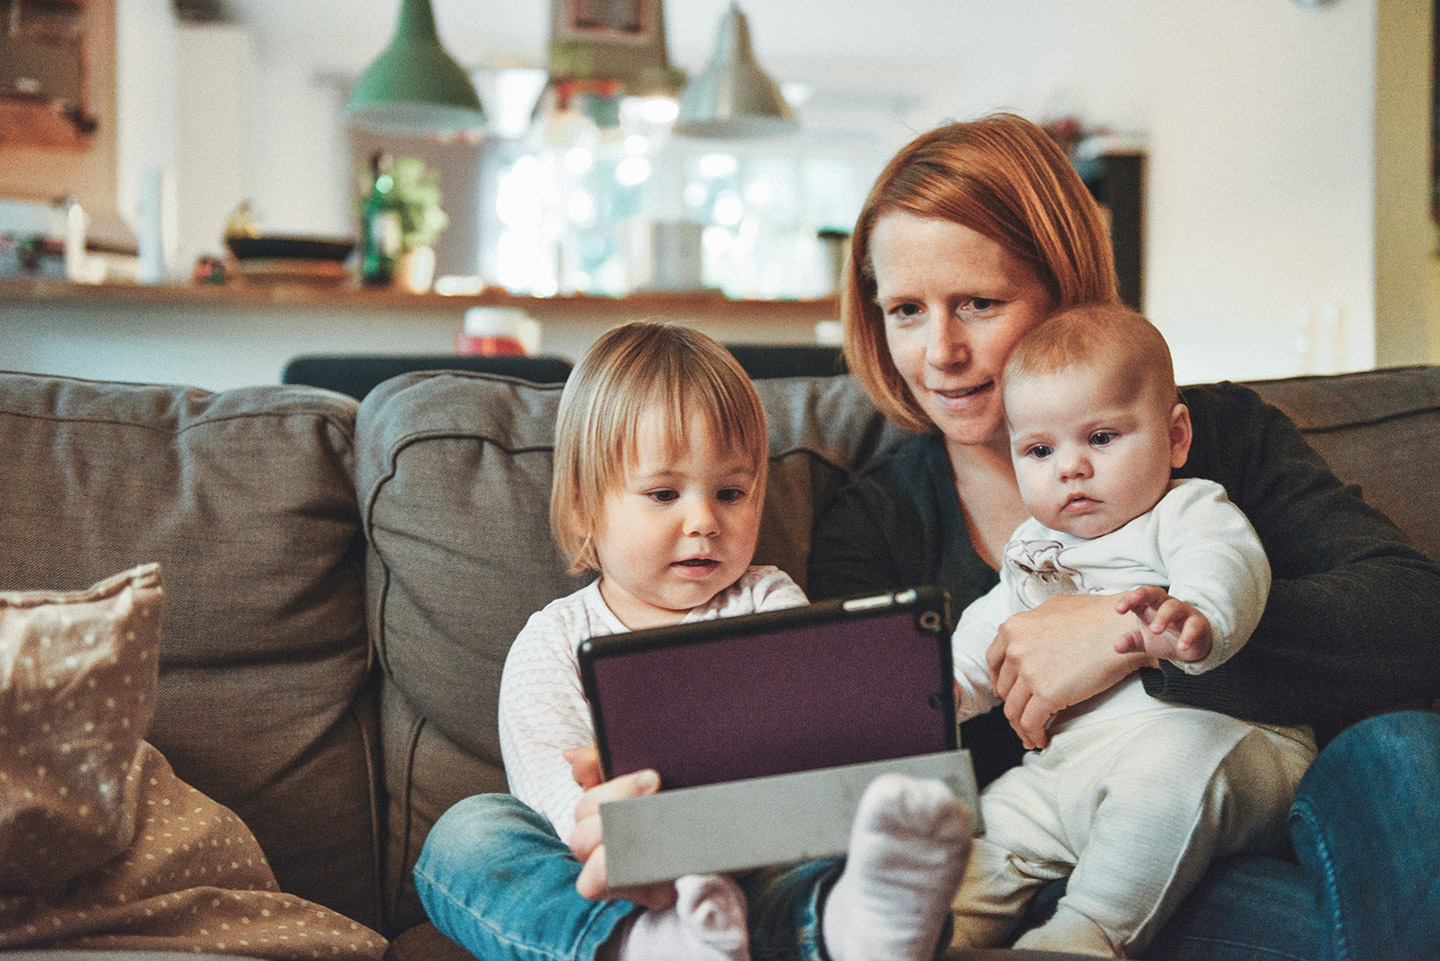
top-left (947, 304), bottom-right (1317, 957)
top-left (416, 321), bottom-right (973, 961)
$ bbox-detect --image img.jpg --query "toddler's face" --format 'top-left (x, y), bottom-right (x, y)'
top-left (1006, 364), bottom-right (1189, 539)
top-left (592, 412), bottom-right (762, 630)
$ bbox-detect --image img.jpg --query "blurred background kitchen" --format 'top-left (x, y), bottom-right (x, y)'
top-left (0, 0), bottom-right (1435, 391)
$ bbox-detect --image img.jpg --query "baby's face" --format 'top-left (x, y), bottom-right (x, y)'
top-left (1005, 364), bottom-right (1188, 539)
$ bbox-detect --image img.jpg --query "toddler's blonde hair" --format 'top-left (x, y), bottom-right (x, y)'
top-left (550, 321), bottom-right (769, 575)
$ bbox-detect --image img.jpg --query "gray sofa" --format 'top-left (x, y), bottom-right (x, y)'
top-left (2, 361), bottom-right (1437, 960)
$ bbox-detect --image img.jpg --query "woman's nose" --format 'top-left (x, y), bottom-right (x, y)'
top-left (925, 317), bottom-right (968, 369)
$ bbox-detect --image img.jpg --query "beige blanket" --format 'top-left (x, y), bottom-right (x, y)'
top-left (0, 742), bottom-right (385, 959)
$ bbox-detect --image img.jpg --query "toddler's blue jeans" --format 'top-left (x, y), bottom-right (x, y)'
top-left (413, 792), bottom-right (843, 961)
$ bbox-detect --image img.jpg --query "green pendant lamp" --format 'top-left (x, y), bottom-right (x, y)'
top-left (673, 3), bottom-right (796, 139)
top-left (345, 0), bottom-right (486, 138)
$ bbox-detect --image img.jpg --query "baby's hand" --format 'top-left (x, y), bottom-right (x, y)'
top-left (1113, 586), bottom-right (1213, 663)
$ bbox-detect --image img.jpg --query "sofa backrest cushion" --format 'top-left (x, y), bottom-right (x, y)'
top-left (355, 370), bottom-right (907, 929)
top-left (0, 372), bottom-right (381, 930)
top-left (1246, 365), bottom-right (1440, 563)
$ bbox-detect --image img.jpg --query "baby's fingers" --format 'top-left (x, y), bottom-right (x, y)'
top-left (1114, 586), bottom-right (1159, 615)
top-left (1171, 619), bottom-right (1212, 663)
top-left (1113, 628), bottom-right (1149, 654)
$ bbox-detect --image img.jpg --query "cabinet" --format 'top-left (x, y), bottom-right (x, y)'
top-left (0, 0), bottom-right (97, 150)
top-left (1077, 151), bottom-right (1145, 310)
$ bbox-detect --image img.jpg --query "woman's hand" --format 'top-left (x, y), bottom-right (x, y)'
top-left (562, 745), bottom-right (676, 911)
top-left (986, 593), bottom-right (1157, 749)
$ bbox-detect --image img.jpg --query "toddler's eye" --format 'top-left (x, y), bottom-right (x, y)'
top-left (717, 487), bottom-right (748, 503)
top-left (648, 489), bottom-right (679, 503)
top-left (1090, 431), bottom-right (1117, 447)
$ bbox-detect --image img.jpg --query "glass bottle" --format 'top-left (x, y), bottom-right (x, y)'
top-left (360, 152), bottom-right (402, 286)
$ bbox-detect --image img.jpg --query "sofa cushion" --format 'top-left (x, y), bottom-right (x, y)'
top-left (1245, 365), bottom-right (1440, 563)
top-left (0, 372), bottom-right (380, 930)
top-left (356, 370), bottom-right (907, 929)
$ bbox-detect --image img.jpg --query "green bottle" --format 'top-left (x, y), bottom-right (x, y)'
top-left (360, 152), bottom-right (402, 286)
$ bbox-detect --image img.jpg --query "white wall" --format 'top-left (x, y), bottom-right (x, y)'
top-left (175, 24), bottom-right (252, 267)
top-left (114, 0), bottom-right (180, 271)
top-left (781, 0), bottom-right (1390, 383)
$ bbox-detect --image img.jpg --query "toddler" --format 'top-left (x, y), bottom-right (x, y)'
top-left (416, 321), bottom-right (973, 961)
top-left (947, 304), bottom-right (1317, 956)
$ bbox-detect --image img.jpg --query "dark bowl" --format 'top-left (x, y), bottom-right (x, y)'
top-left (226, 235), bottom-right (355, 262)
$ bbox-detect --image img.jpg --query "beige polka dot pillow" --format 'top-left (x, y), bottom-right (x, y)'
top-left (0, 564), bottom-right (385, 959)
top-left (0, 563), bottom-right (162, 898)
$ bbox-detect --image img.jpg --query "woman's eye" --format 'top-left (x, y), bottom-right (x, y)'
top-left (968, 297), bottom-right (998, 312)
top-left (885, 302), bottom-right (922, 323)
top-left (1090, 431), bottom-right (1117, 447)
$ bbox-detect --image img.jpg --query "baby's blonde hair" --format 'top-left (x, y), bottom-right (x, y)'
top-left (550, 321), bottom-right (769, 575)
top-left (1004, 303), bottom-right (1178, 410)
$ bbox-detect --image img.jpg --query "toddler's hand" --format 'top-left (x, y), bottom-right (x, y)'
top-left (564, 749), bottom-right (675, 911)
top-left (1114, 586), bottom-right (1213, 663)
top-left (564, 743), bottom-right (604, 791)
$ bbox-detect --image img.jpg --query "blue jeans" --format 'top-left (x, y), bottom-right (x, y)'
top-left (1142, 710), bottom-right (1440, 961)
top-left (413, 793), bottom-right (843, 961)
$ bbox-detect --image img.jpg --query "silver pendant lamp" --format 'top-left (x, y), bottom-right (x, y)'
top-left (672, 3), bottom-right (797, 139)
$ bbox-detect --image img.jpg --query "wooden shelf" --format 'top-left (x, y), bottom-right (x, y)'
top-left (0, 275), bottom-right (840, 321)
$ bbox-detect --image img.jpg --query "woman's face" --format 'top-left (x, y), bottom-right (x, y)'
top-left (870, 212), bottom-right (1054, 449)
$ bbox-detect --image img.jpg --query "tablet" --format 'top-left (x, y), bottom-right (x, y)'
top-left (578, 585), bottom-right (955, 790)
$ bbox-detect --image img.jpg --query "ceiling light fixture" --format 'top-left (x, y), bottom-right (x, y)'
top-left (345, 0), bottom-right (486, 138)
top-left (672, 2), bottom-right (797, 139)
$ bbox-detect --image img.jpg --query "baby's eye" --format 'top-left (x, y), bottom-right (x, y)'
top-left (1026, 444), bottom-right (1053, 459)
top-left (647, 489), bottom-right (679, 504)
top-left (1090, 431), bottom-right (1118, 447)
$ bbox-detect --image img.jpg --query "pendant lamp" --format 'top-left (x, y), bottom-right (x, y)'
top-left (345, 0), bottom-right (486, 138)
top-left (672, 3), bottom-right (796, 139)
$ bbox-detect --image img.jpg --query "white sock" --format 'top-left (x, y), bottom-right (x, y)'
top-left (611, 873), bottom-right (750, 961)
top-left (822, 773), bottom-right (973, 961)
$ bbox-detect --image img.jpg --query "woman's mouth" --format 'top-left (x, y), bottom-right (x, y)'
top-left (932, 381), bottom-right (992, 401)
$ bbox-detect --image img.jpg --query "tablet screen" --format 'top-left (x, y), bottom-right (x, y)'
top-left (579, 586), bottom-right (955, 790)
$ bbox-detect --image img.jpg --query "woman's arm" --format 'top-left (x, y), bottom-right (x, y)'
top-left (1154, 384), bottom-right (1440, 736)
